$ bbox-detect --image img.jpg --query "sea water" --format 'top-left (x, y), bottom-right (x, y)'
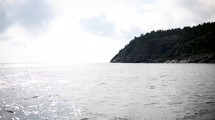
top-left (0, 63), bottom-right (215, 120)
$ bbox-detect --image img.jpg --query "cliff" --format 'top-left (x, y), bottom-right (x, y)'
top-left (110, 22), bottom-right (215, 63)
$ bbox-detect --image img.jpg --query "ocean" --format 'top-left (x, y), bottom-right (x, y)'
top-left (0, 63), bottom-right (215, 120)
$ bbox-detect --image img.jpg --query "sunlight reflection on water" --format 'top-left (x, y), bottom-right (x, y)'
top-left (0, 63), bottom-right (215, 120)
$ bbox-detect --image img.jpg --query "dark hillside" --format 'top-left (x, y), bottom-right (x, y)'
top-left (111, 22), bottom-right (215, 63)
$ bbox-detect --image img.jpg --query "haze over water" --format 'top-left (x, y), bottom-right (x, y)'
top-left (0, 63), bottom-right (215, 120)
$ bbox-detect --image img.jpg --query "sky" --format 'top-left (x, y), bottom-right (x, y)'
top-left (0, 0), bottom-right (215, 63)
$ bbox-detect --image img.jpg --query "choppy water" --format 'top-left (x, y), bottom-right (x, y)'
top-left (0, 63), bottom-right (215, 120)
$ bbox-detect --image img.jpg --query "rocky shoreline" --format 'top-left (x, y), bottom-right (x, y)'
top-left (164, 54), bottom-right (215, 63)
top-left (111, 54), bottom-right (215, 63)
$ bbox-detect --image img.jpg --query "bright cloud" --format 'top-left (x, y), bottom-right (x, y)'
top-left (0, 0), bottom-right (215, 63)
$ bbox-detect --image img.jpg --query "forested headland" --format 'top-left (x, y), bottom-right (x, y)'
top-left (111, 22), bottom-right (215, 63)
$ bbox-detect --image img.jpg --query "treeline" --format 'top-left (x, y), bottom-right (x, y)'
top-left (111, 22), bottom-right (215, 63)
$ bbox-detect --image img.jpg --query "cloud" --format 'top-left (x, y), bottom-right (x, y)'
top-left (80, 15), bottom-right (117, 38)
top-left (118, 0), bottom-right (215, 32)
top-left (122, 27), bottom-right (143, 41)
top-left (177, 0), bottom-right (215, 23)
top-left (0, 1), bottom-right (12, 33)
top-left (0, 0), bottom-right (215, 63)
top-left (0, 0), bottom-right (53, 33)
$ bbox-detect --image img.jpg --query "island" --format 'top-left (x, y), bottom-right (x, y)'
top-left (110, 22), bottom-right (215, 63)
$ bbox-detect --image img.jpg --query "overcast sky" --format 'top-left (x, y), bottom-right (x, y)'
top-left (0, 0), bottom-right (215, 63)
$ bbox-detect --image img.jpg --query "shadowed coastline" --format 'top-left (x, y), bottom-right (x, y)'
top-left (111, 22), bottom-right (215, 63)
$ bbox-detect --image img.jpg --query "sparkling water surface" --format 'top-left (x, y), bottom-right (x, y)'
top-left (0, 63), bottom-right (215, 120)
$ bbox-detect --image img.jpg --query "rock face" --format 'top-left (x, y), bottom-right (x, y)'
top-left (110, 22), bottom-right (215, 63)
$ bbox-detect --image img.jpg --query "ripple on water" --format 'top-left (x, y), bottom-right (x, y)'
top-left (0, 63), bottom-right (215, 120)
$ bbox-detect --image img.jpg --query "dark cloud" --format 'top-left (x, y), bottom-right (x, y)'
top-left (0, 1), bottom-right (12, 33)
top-left (80, 15), bottom-right (117, 37)
top-left (0, 0), bottom-right (53, 33)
